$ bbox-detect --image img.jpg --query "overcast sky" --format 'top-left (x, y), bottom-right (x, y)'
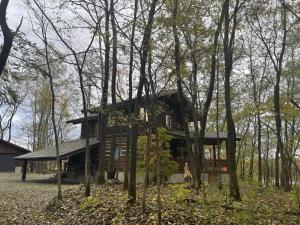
top-left (4, 1), bottom-right (83, 148)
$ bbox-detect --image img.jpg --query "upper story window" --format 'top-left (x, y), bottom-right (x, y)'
top-left (188, 122), bottom-right (195, 132)
top-left (166, 115), bottom-right (172, 128)
top-left (139, 107), bottom-right (148, 121)
top-left (114, 145), bottom-right (120, 160)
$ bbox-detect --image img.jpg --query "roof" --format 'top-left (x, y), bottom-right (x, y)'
top-left (167, 131), bottom-right (241, 145)
top-left (67, 89), bottom-right (199, 124)
top-left (14, 138), bottom-right (100, 161)
top-left (66, 114), bottom-right (98, 124)
top-left (0, 139), bottom-right (30, 154)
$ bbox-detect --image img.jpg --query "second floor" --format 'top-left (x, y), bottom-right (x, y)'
top-left (67, 89), bottom-right (202, 138)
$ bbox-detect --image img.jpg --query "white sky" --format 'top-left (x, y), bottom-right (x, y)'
top-left (5, 0), bottom-right (83, 148)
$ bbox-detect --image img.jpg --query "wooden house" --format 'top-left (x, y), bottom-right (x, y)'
top-left (16, 89), bottom-right (240, 183)
top-left (0, 139), bottom-right (30, 172)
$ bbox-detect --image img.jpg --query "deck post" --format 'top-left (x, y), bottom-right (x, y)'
top-left (21, 160), bottom-right (28, 182)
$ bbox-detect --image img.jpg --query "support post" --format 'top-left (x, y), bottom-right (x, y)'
top-left (22, 160), bottom-right (28, 182)
top-left (212, 145), bottom-right (217, 178)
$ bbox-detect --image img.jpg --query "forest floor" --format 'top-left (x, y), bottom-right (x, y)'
top-left (0, 172), bottom-right (76, 225)
top-left (0, 173), bottom-right (300, 225)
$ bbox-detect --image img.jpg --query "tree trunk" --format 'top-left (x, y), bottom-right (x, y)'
top-left (128, 0), bottom-right (159, 203)
top-left (96, 0), bottom-right (110, 184)
top-left (42, 27), bottom-right (62, 199)
top-left (123, 126), bottom-right (131, 190)
top-left (172, 0), bottom-right (195, 188)
top-left (249, 42), bottom-right (262, 184)
top-left (0, 0), bottom-right (14, 76)
top-left (223, 0), bottom-right (241, 201)
top-left (196, 1), bottom-right (226, 191)
top-left (123, 0), bottom-right (138, 190)
top-left (108, 0), bottom-right (118, 180)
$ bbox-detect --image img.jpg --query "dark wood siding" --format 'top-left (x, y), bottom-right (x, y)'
top-left (0, 141), bottom-right (30, 172)
top-left (0, 154), bottom-right (18, 172)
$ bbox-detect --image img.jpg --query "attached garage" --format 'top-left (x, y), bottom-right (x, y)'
top-left (0, 140), bottom-right (30, 172)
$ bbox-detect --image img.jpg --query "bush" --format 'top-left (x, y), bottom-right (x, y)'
top-left (137, 127), bottom-right (179, 183)
top-left (79, 196), bottom-right (102, 211)
top-left (170, 184), bottom-right (191, 202)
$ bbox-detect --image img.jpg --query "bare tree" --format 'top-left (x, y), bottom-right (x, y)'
top-left (33, 0), bottom-right (98, 197)
top-left (96, 0), bottom-right (110, 185)
top-left (128, 0), bottom-right (159, 203)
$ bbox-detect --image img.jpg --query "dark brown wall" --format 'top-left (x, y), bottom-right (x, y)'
top-left (0, 142), bottom-right (29, 154)
top-left (0, 141), bottom-right (29, 172)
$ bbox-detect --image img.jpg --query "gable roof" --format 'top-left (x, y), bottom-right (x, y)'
top-left (88, 89), bottom-right (189, 112)
top-left (14, 138), bottom-right (100, 161)
top-left (67, 89), bottom-right (200, 124)
top-left (0, 139), bottom-right (30, 154)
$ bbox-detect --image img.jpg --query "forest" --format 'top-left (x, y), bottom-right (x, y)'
top-left (0, 0), bottom-right (299, 224)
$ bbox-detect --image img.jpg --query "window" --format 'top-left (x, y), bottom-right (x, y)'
top-left (114, 145), bottom-right (120, 160)
top-left (166, 115), bottom-right (172, 128)
top-left (188, 122), bottom-right (195, 131)
top-left (139, 107), bottom-right (148, 121)
top-left (120, 146), bottom-right (127, 156)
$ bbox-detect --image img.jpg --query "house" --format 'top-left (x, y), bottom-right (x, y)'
top-left (0, 139), bottom-right (30, 172)
top-left (15, 89), bottom-right (240, 182)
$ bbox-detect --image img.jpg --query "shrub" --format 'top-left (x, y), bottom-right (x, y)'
top-left (79, 196), bottom-right (102, 211)
top-left (137, 127), bottom-right (179, 183)
top-left (170, 184), bottom-right (191, 202)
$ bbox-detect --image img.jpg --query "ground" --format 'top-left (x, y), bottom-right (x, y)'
top-left (0, 172), bottom-right (299, 225)
top-left (0, 172), bottom-right (76, 225)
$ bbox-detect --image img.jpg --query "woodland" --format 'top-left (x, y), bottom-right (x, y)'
top-left (0, 0), bottom-right (299, 224)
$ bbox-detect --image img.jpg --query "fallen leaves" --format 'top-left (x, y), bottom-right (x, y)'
top-left (0, 173), bottom-right (300, 225)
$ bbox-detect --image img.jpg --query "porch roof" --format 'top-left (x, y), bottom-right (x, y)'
top-left (167, 130), bottom-right (241, 145)
top-left (14, 138), bottom-right (100, 161)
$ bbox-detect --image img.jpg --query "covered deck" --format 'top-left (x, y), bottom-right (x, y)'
top-left (167, 130), bottom-right (241, 182)
top-left (14, 138), bottom-right (100, 181)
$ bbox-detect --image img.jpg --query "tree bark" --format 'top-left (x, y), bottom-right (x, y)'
top-left (0, 0), bottom-right (13, 76)
top-left (96, 0), bottom-right (110, 184)
top-left (123, 0), bottom-right (138, 190)
top-left (128, 0), bottom-right (159, 203)
top-left (172, 0), bottom-right (195, 188)
top-left (223, 0), bottom-right (241, 201)
top-left (43, 29), bottom-right (62, 199)
top-left (196, 1), bottom-right (226, 191)
top-left (108, 0), bottom-right (118, 180)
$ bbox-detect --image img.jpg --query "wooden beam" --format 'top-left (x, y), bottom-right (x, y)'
top-left (21, 160), bottom-right (28, 182)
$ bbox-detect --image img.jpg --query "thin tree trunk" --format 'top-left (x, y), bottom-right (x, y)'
top-left (128, 0), bottom-right (159, 203)
top-left (123, 0), bottom-right (138, 190)
top-left (249, 42), bottom-right (262, 183)
top-left (123, 126), bottom-right (131, 190)
top-left (43, 30), bottom-right (62, 200)
top-left (96, 0), bottom-right (110, 184)
top-left (142, 125), bottom-right (152, 212)
top-left (172, 0), bottom-right (195, 188)
top-left (223, 0), bottom-right (241, 201)
top-left (197, 1), bottom-right (226, 191)
top-left (108, 0), bottom-right (118, 180)
top-left (154, 126), bottom-right (161, 225)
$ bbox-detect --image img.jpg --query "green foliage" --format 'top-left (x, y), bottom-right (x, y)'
top-left (170, 184), bottom-right (191, 202)
top-left (293, 185), bottom-right (300, 209)
top-left (79, 196), bottom-right (102, 211)
top-left (137, 127), bottom-right (179, 183)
